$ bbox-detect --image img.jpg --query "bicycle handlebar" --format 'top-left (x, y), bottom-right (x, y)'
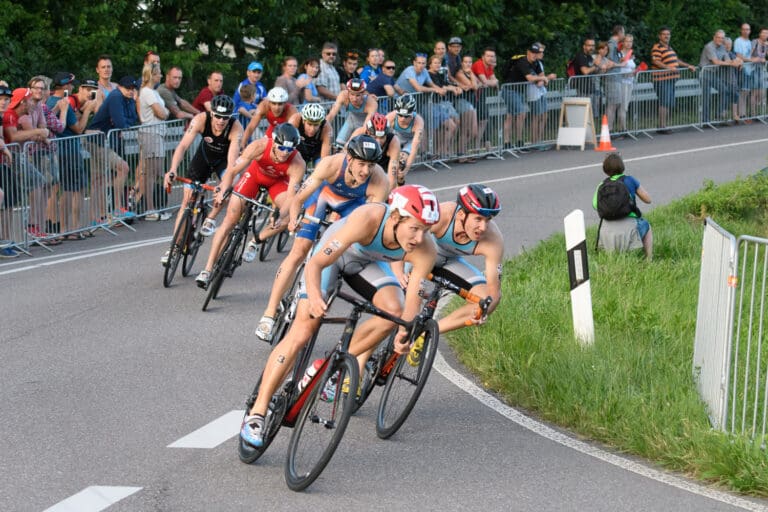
top-left (426, 273), bottom-right (493, 326)
top-left (165, 174), bottom-right (217, 194)
top-left (335, 290), bottom-right (413, 329)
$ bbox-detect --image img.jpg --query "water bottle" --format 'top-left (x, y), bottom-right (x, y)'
top-left (298, 358), bottom-right (324, 394)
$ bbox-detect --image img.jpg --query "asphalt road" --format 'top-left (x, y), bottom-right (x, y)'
top-left (3, 124), bottom-right (768, 512)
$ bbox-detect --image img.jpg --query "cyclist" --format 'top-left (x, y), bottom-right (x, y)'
top-left (288, 103), bottom-right (332, 168)
top-left (161, 95), bottom-right (242, 265)
top-left (385, 94), bottom-right (424, 185)
top-left (325, 78), bottom-right (378, 148)
top-left (254, 134), bottom-right (390, 342)
top-left (241, 185), bottom-right (440, 447)
top-left (195, 123), bottom-right (306, 287)
top-left (349, 112), bottom-right (402, 190)
top-left (241, 87), bottom-right (299, 148)
top-left (396, 184), bottom-right (503, 364)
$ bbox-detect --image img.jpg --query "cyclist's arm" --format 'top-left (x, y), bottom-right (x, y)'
top-left (402, 235), bottom-right (437, 322)
top-left (405, 116), bottom-right (424, 170)
top-left (363, 95), bottom-right (378, 124)
top-left (281, 153), bottom-right (306, 220)
top-left (366, 164), bottom-right (390, 202)
top-left (385, 135), bottom-right (402, 190)
top-left (319, 122), bottom-right (333, 158)
top-left (165, 112), bottom-right (204, 185)
top-left (219, 137), bottom-right (265, 194)
top-left (325, 92), bottom-right (345, 124)
top-left (477, 223), bottom-right (504, 314)
top-left (288, 153), bottom-right (338, 224)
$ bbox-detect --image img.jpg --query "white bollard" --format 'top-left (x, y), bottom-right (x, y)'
top-left (564, 209), bottom-right (595, 345)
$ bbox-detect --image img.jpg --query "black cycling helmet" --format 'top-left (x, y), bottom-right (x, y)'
top-left (271, 122), bottom-right (301, 149)
top-left (457, 184), bottom-right (501, 218)
top-left (211, 95), bottom-right (235, 117)
top-left (346, 134), bottom-right (383, 162)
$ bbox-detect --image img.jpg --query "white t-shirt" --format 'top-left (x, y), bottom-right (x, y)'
top-left (139, 86), bottom-right (168, 133)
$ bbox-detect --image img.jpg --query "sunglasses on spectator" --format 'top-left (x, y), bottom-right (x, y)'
top-left (323, 51), bottom-right (337, 56)
top-left (383, 65), bottom-right (396, 70)
top-left (212, 113), bottom-right (231, 120)
top-left (276, 145), bottom-right (295, 152)
top-left (346, 52), bottom-right (359, 59)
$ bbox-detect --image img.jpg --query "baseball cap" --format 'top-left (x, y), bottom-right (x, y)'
top-left (52, 72), bottom-right (76, 86)
top-left (8, 88), bottom-right (31, 109)
top-left (529, 43), bottom-right (544, 53)
top-left (118, 76), bottom-right (138, 89)
top-left (448, 37), bottom-right (463, 46)
top-left (247, 61), bottom-right (263, 72)
top-left (79, 78), bottom-right (99, 89)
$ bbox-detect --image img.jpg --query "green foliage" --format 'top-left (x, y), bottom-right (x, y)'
top-left (448, 172), bottom-right (768, 496)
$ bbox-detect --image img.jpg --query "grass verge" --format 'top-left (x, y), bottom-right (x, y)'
top-left (448, 172), bottom-right (768, 496)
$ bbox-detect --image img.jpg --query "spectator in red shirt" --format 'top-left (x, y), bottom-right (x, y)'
top-left (471, 47), bottom-right (500, 147)
top-left (192, 71), bottom-right (224, 113)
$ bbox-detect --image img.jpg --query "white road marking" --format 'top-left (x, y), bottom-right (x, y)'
top-left (43, 486), bottom-right (142, 512)
top-left (434, 352), bottom-right (768, 511)
top-left (167, 410), bottom-right (243, 449)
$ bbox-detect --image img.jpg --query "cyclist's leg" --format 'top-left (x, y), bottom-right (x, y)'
top-left (261, 236), bottom-right (312, 319)
top-left (256, 181), bottom-right (289, 241)
top-left (346, 262), bottom-right (403, 375)
top-left (170, 187), bottom-right (194, 240)
top-left (431, 259), bottom-right (487, 333)
top-left (201, 195), bottom-right (244, 273)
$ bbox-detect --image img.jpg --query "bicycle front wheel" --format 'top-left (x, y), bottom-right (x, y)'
top-left (284, 353), bottom-right (359, 492)
top-left (182, 204), bottom-right (206, 276)
top-left (376, 319), bottom-right (439, 439)
top-left (163, 209), bottom-right (191, 288)
top-left (202, 227), bottom-right (243, 311)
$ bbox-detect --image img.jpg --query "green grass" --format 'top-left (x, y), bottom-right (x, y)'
top-left (448, 172), bottom-right (768, 496)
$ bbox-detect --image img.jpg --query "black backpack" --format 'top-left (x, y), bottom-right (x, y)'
top-left (596, 175), bottom-right (639, 220)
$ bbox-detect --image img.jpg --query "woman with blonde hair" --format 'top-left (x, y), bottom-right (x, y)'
top-left (137, 62), bottom-right (169, 220)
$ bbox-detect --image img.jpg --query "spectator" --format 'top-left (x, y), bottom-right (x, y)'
top-left (471, 47), bottom-right (500, 147)
top-left (593, 153), bottom-right (652, 259)
top-left (49, 72), bottom-right (95, 239)
top-left (607, 25), bottom-right (625, 66)
top-left (338, 51), bottom-right (360, 85)
top-left (88, 76), bottom-right (138, 219)
top-left (326, 78), bottom-right (378, 147)
top-left (434, 41), bottom-right (449, 70)
top-left (452, 54), bottom-right (480, 159)
top-left (573, 37), bottom-right (599, 99)
top-left (527, 44), bottom-right (556, 148)
top-left (157, 66), bottom-right (199, 121)
top-left (367, 60), bottom-right (404, 112)
top-left (234, 61), bottom-right (267, 120)
top-left (137, 63), bottom-right (169, 221)
top-left (3, 86), bottom-right (54, 241)
top-left (607, 33), bottom-right (637, 137)
top-left (236, 84), bottom-right (257, 129)
top-left (316, 42), bottom-right (341, 100)
top-left (723, 37), bottom-right (743, 123)
top-left (241, 87), bottom-right (299, 147)
top-left (427, 54), bottom-right (461, 158)
top-left (359, 48), bottom-right (381, 84)
top-left (28, 76), bottom-right (64, 239)
top-left (95, 54), bottom-right (119, 104)
top-left (395, 52), bottom-right (441, 96)
top-left (274, 56), bottom-right (310, 106)
top-left (446, 37), bottom-right (463, 80)
top-left (699, 29), bottom-right (741, 124)
top-left (144, 50), bottom-right (160, 68)
top-left (751, 28), bottom-right (768, 117)
top-left (385, 94), bottom-right (425, 184)
top-left (192, 71), bottom-right (224, 112)
top-left (0, 85), bottom-right (18, 256)
top-left (297, 57), bottom-right (322, 104)
top-left (734, 24), bottom-right (756, 121)
top-left (651, 27), bottom-right (696, 134)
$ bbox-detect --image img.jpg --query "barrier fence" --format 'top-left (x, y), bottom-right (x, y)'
top-left (694, 218), bottom-right (768, 449)
top-left (1, 63), bottom-right (766, 254)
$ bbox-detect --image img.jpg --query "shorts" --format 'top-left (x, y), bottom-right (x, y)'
top-left (17, 153), bottom-right (46, 192)
top-left (529, 97), bottom-right (547, 115)
top-left (431, 101), bottom-right (459, 126)
top-left (502, 89), bottom-right (526, 115)
top-left (28, 151), bottom-right (59, 186)
top-left (138, 129), bottom-right (165, 158)
top-left (652, 79), bottom-right (675, 109)
top-left (432, 256), bottom-right (487, 291)
top-left (299, 219), bottom-right (400, 301)
top-left (454, 98), bottom-right (475, 115)
top-left (0, 164), bottom-right (21, 207)
top-left (636, 217), bottom-right (650, 240)
top-left (740, 67), bottom-right (761, 91)
top-left (82, 139), bottom-right (127, 177)
top-left (187, 149), bottom-right (227, 184)
top-left (59, 149), bottom-right (86, 192)
top-left (295, 186), bottom-right (366, 241)
top-left (335, 116), bottom-right (366, 146)
top-left (232, 160), bottom-right (287, 201)
top-left (399, 138), bottom-right (413, 155)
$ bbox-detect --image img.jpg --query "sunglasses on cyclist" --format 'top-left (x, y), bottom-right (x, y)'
top-left (304, 120), bottom-right (322, 126)
top-left (276, 144), bottom-right (296, 152)
top-left (212, 113), bottom-right (231, 120)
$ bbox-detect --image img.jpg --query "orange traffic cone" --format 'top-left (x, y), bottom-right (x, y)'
top-left (595, 115), bottom-right (616, 152)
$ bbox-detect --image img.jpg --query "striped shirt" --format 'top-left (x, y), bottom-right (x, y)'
top-left (651, 43), bottom-right (680, 80)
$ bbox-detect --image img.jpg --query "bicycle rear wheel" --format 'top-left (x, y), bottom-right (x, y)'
top-left (277, 230), bottom-right (290, 253)
top-left (163, 209), bottom-right (191, 288)
top-left (181, 203), bottom-right (206, 277)
top-left (202, 227), bottom-right (244, 311)
top-left (238, 375), bottom-right (286, 464)
top-left (284, 353), bottom-right (359, 491)
top-left (376, 319), bottom-right (439, 439)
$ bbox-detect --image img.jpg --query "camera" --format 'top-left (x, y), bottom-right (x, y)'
top-left (63, 90), bottom-right (69, 97)
top-left (90, 91), bottom-right (96, 101)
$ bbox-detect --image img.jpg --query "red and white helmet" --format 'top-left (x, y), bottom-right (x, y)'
top-left (388, 185), bottom-right (440, 226)
top-left (365, 112), bottom-right (389, 137)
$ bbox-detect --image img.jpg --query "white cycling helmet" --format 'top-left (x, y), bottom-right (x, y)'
top-left (301, 103), bottom-right (326, 123)
top-left (267, 87), bottom-right (289, 103)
